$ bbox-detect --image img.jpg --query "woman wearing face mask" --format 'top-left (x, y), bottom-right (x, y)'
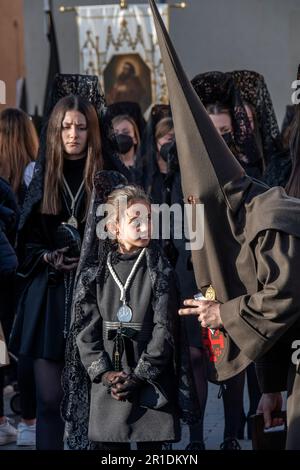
top-left (206, 103), bottom-right (236, 148)
top-left (192, 72), bottom-right (263, 180)
top-left (112, 115), bottom-right (141, 182)
top-left (231, 70), bottom-right (290, 187)
top-left (136, 109), bottom-right (179, 263)
top-left (207, 102), bottom-right (255, 450)
top-left (192, 72), bottom-right (263, 449)
top-left (210, 104), bottom-right (262, 448)
top-left (149, 116), bottom-right (175, 205)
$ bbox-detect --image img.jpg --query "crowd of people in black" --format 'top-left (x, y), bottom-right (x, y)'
top-left (0, 49), bottom-right (300, 451)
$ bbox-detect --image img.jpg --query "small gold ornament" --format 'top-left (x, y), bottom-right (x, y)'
top-left (205, 285), bottom-right (216, 301)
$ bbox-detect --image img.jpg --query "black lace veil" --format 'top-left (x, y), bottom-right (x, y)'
top-left (231, 69), bottom-right (283, 161)
top-left (191, 71), bottom-right (262, 175)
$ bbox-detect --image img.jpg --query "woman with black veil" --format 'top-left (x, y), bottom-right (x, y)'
top-left (231, 69), bottom-right (291, 187)
top-left (10, 74), bottom-right (129, 450)
top-left (191, 71), bottom-right (264, 449)
top-left (192, 71), bottom-right (264, 180)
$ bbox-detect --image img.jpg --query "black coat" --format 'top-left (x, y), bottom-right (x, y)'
top-left (62, 241), bottom-right (200, 449)
top-left (10, 158), bottom-right (87, 359)
top-left (0, 228), bottom-right (18, 279)
top-left (10, 204), bottom-right (85, 360)
top-left (0, 177), bottom-right (19, 272)
top-left (0, 178), bottom-right (19, 321)
top-left (76, 247), bottom-right (180, 443)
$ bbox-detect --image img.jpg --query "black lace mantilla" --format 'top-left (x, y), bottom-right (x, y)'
top-left (191, 71), bottom-right (260, 166)
top-left (191, 70), bottom-right (286, 184)
top-left (231, 70), bottom-right (282, 158)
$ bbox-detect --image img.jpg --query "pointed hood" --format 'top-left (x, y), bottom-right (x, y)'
top-left (149, 0), bottom-right (245, 203)
top-left (149, 0), bottom-right (270, 381)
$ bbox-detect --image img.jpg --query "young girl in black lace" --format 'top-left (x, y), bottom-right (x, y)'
top-left (76, 185), bottom-right (180, 450)
top-left (10, 94), bottom-right (103, 450)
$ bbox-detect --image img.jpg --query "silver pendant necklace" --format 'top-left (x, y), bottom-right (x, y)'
top-left (62, 176), bottom-right (85, 228)
top-left (107, 248), bottom-right (146, 323)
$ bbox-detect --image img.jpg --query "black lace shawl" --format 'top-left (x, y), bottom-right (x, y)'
top-left (191, 71), bottom-right (262, 174)
top-left (61, 169), bottom-right (198, 449)
top-left (19, 74), bottom-right (130, 232)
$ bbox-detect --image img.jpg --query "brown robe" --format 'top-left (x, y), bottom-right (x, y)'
top-left (219, 186), bottom-right (300, 449)
top-left (149, 0), bottom-right (300, 449)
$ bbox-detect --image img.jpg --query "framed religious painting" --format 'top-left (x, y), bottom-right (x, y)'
top-left (76, 3), bottom-right (169, 115)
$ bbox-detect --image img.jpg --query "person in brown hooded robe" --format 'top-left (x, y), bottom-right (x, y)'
top-left (149, 0), bottom-right (300, 450)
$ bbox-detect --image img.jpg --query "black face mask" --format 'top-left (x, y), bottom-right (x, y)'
top-left (159, 140), bottom-right (176, 162)
top-left (221, 131), bottom-right (235, 147)
top-left (221, 131), bottom-right (239, 156)
top-left (116, 134), bottom-right (134, 154)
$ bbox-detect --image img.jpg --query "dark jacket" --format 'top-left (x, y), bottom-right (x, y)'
top-left (0, 178), bottom-right (19, 321)
top-left (0, 177), bottom-right (18, 278)
top-left (63, 241), bottom-right (199, 448)
top-left (76, 245), bottom-right (180, 443)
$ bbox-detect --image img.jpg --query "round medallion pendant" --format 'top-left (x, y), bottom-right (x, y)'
top-left (117, 304), bottom-right (133, 323)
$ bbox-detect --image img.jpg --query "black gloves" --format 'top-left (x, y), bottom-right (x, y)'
top-left (44, 247), bottom-right (79, 272)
